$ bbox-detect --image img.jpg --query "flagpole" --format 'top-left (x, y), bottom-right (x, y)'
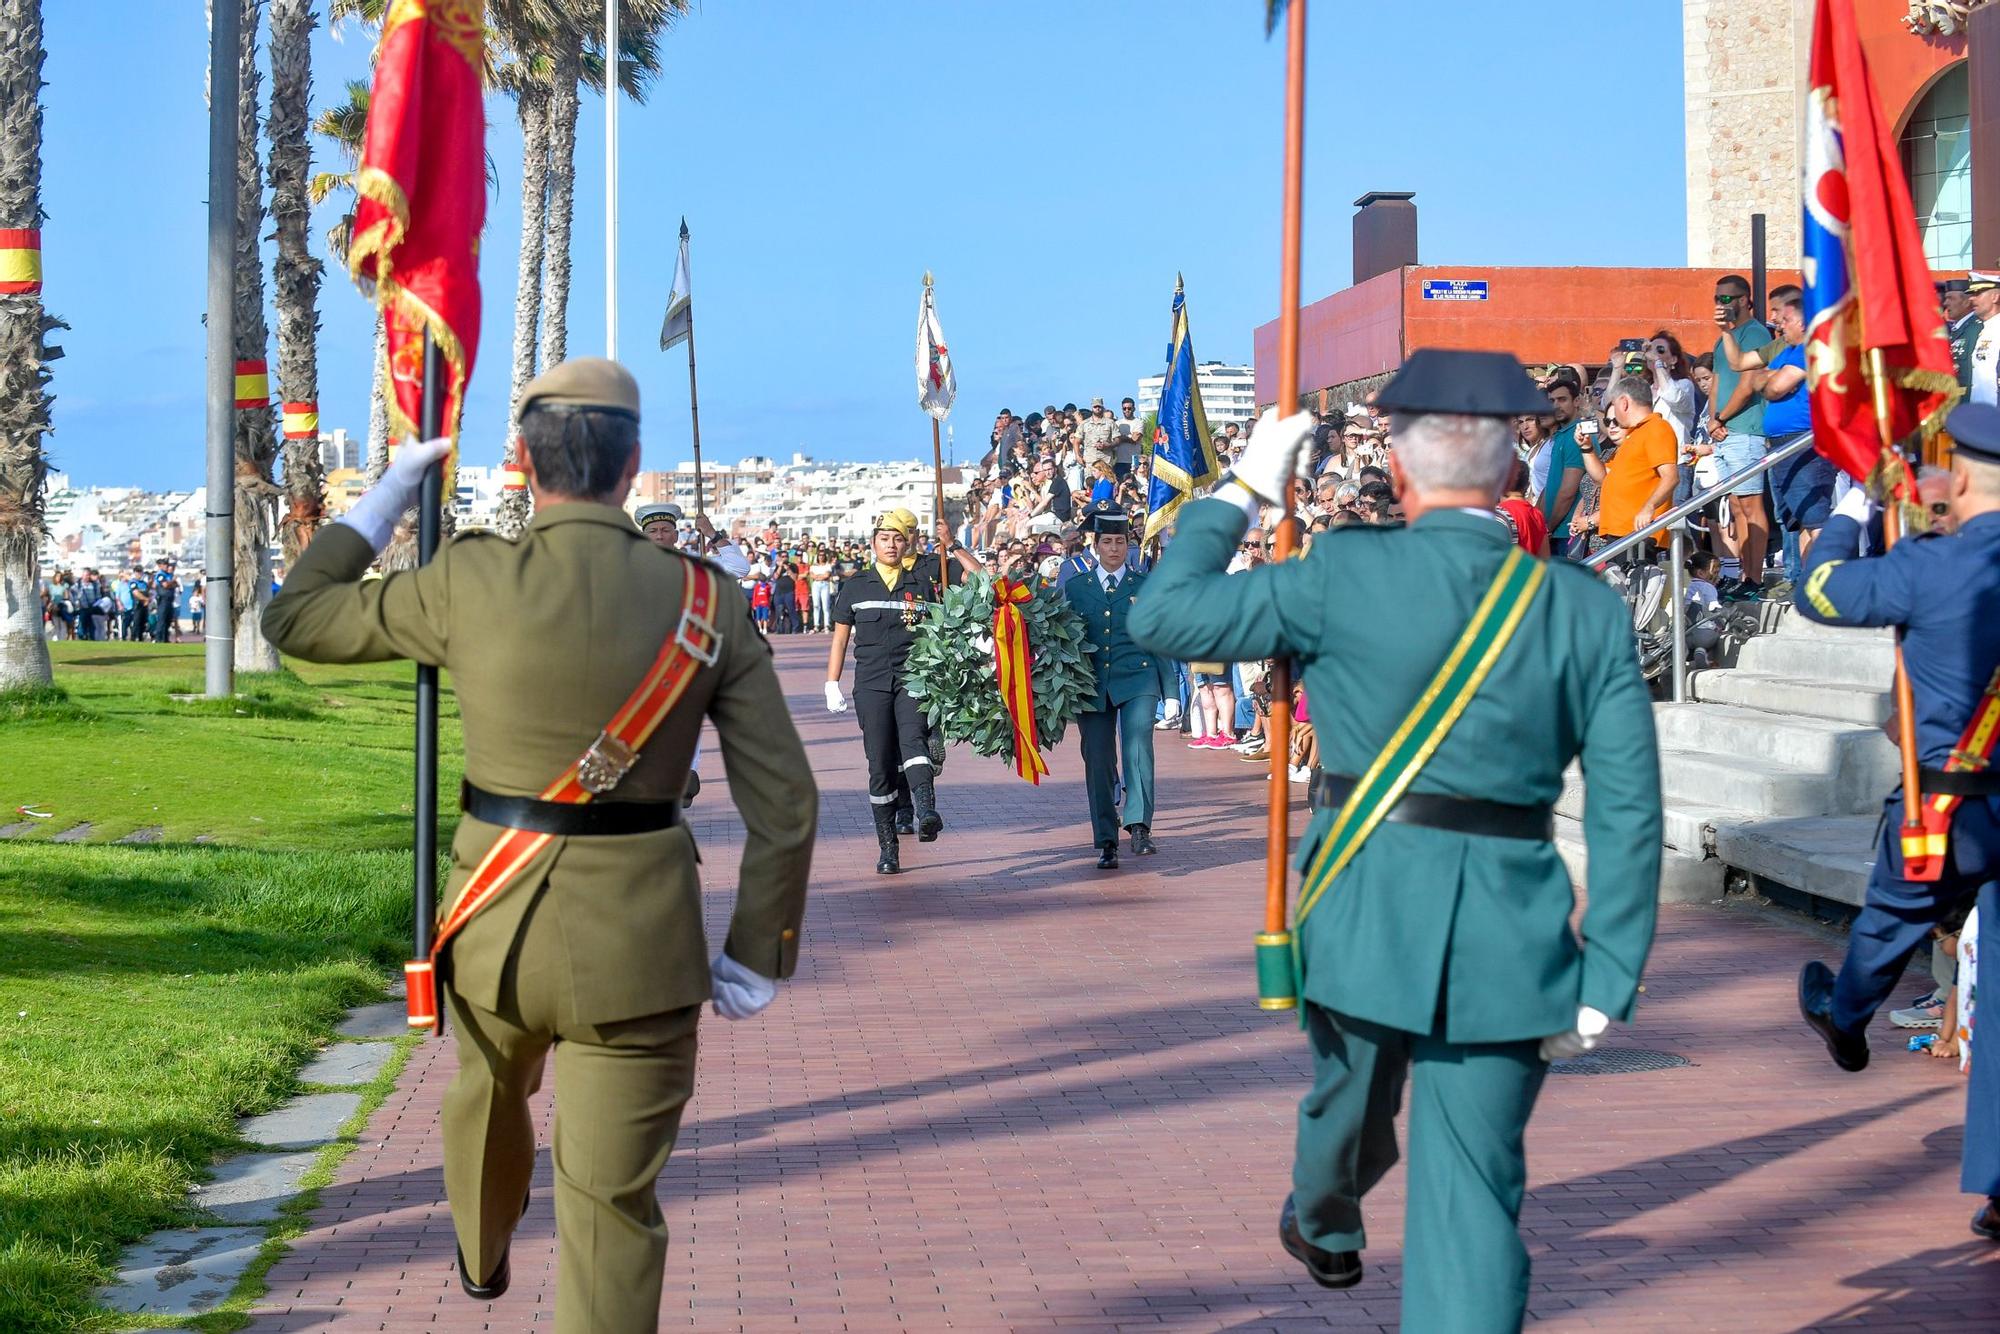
top-left (1259, 0), bottom-right (1307, 1012)
top-left (204, 0), bottom-right (240, 700)
top-left (411, 333), bottom-right (445, 1034)
top-left (1866, 347), bottom-right (1926, 856)
top-left (686, 301), bottom-right (705, 518)
top-left (604, 0), bottom-right (619, 358)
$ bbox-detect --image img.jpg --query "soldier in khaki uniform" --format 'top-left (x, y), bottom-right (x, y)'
top-left (265, 358), bottom-right (815, 1331)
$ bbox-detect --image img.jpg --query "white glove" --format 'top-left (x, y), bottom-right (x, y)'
top-left (710, 951), bottom-right (777, 1020)
top-left (1833, 487), bottom-right (1878, 526)
top-left (1229, 407), bottom-right (1317, 505)
top-left (1538, 1005), bottom-right (1612, 1062)
top-left (824, 680), bottom-right (849, 713)
top-left (335, 436), bottom-right (453, 555)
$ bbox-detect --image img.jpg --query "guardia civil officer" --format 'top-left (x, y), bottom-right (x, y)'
top-left (1131, 350), bottom-right (1662, 1333)
top-left (265, 359), bottom-right (816, 1332)
top-left (824, 509), bottom-right (980, 873)
top-left (1063, 503), bottom-right (1173, 868)
top-left (1796, 400), bottom-right (2000, 1241)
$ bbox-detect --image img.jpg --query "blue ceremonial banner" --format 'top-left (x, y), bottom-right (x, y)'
top-left (1145, 277), bottom-right (1219, 542)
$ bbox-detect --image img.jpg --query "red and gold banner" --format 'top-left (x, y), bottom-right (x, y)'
top-left (234, 359), bottom-right (270, 409)
top-left (348, 0), bottom-right (485, 489)
top-left (281, 401), bottom-right (320, 440)
top-left (991, 578), bottom-right (1049, 785)
top-left (0, 228), bottom-right (42, 295)
top-left (499, 468), bottom-right (527, 491)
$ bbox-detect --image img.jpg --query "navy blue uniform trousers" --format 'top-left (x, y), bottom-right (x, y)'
top-left (1832, 793), bottom-right (1999, 1196)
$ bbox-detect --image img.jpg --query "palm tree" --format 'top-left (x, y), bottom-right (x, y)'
top-left (233, 0), bottom-right (282, 671)
top-left (0, 0), bottom-right (59, 690)
top-left (307, 79), bottom-right (392, 488)
top-left (269, 0), bottom-right (324, 569)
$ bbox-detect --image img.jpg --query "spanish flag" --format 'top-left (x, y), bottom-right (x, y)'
top-left (235, 360), bottom-right (271, 410)
top-left (348, 0), bottom-right (485, 479)
top-left (0, 228), bottom-right (42, 295)
top-left (281, 401), bottom-right (320, 440)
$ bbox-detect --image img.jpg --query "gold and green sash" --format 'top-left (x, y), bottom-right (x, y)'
top-left (1278, 546), bottom-right (1545, 1003)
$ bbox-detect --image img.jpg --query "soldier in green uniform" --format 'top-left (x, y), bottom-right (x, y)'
top-left (1131, 349), bottom-right (1662, 1334)
top-left (1062, 503), bottom-right (1173, 868)
top-left (265, 359), bottom-right (815, 1332)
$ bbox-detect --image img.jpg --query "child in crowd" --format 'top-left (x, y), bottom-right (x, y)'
top-left (749, 578), bottom-right (773, 636)
top-left (1688, 552), bottom-right (1723, 610)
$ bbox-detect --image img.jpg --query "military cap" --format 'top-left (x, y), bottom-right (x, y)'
top-left (1947, 402), bottom-right (2000, 465)
top-left (517, 356), bottom-right (641, 422)
top-left (1968, 272), bottom-right (2000, 295)
top-left (1091, 396), bottom-right (1105, 408)
top-left (1081, 502), bottom-right (1130, 536)
top-left (1939, 278), bottom-right (1970, 294)
top-left (1374, 348), bottom-right (1553, 418)
top-left (872, 508), bottom-right (917, 538)
top-left (634, 501), bottom-right (683, 528)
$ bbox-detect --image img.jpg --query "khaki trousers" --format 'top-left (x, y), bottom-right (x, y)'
top-left (443, 884), bottom-right (700, 1333)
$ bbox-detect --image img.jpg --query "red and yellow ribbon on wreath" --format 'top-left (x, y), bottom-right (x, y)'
top-left (991, 578), bottom-right (1049, 785)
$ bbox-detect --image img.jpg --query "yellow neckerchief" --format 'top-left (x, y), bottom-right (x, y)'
top-left (874, 561), bottom-right (903, 591)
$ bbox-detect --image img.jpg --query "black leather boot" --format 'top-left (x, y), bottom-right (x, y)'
top-left (909, 769), bottom-right (944, 842)
top-left (872, 804), bottom-right (901, 874)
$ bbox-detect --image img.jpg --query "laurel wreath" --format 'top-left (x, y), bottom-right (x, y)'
top-left (902, 574), bottom-right (1097, 766)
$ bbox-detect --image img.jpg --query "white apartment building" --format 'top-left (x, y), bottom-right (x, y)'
top-left (317, 428), bottom-right (362, 473)
top-left (1134, 362), bottom-right (1256, 430)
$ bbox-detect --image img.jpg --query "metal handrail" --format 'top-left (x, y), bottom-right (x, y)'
top-left (1579, 430), bottom-right (1818, 703)
top-left (1586, 431), bottom-right (1817, 568)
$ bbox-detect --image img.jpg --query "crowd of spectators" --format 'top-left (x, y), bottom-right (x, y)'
top-left (39, 559), bottom-right (199, 643)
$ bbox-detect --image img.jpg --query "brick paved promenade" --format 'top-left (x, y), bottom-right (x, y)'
top-left (248, 638), bottom-right (1999, 1331)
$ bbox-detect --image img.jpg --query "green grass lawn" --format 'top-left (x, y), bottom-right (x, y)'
top-left (0, 643), bottom-right (461, 1330)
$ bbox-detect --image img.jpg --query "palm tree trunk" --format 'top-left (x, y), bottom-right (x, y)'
top-left (538, 46), bottom-right (580, 373)
top-left (0, 0), bottom-right (56, 689)
top-left (268, 0), bottom-right (324, 571)
top-left (233, 0), bottom-right (280, 672)
top-left (365, 311), bottom-right (389, 482)
top-left (497, 85), bottom-right (550, 539)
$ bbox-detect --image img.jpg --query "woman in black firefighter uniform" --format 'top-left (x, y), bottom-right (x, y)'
top-left (824, 510), bottom-right (978, 873)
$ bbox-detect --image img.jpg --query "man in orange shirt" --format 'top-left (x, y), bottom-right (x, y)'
top-left (1583, 376), bottom-right (1680, 557)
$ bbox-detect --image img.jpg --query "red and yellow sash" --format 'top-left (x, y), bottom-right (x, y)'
top-left (992, 578), bottom-right (1048, 785)
top-left (1901, 663), bottom-right (2000, 882)
top-left (405, 562), bottom-right (719, 1028)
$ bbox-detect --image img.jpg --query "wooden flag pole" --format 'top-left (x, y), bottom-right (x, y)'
top-left (1866, 348), bottom-right (1926, 853)
top-left (933, 417), bottom-right (949, 585)
top-left (1257, 0), bottom-right (1307, 1011)
top-left (686, 304), bottom-right (706, 518)
top-left (410, 333), bottom-right (445, 1034)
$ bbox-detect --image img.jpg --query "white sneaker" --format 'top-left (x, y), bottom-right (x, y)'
top-left (1889, 1003), bottom-right (1944, 1030)
top-left (1288, 765), bottom-right (1311, 784)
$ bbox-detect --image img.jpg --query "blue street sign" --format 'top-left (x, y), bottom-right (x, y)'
top-left (1421, 279), bottom-right (1489, 302)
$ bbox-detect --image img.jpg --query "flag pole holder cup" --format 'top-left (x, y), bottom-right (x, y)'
top-left (405, 958), bottom-right (438, 1030)
top-left (1256, 932), bottom-right (1299, 1011)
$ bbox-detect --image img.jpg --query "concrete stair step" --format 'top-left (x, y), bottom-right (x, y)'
top-left (1657, 747), bottom-right (1838, 817)
top-left (1733, 630), bottom-right (1897, 689)
top-left (1653, 700), bottom-right (1885, 770)
top-left (1556, 770), bottom-right (1718, 855)
top-left (1765, 610), bottom-right (1892, 643)
top-left (1709, 815), bottom-right (1877, 908)
top-left (1554, 814), bottom-right (1724, 905)
top-left (1692, 670), bottom-right (1892, 727)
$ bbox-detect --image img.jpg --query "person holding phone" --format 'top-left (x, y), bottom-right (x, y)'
top-left (1708, 275), bottom-right (1774, 590)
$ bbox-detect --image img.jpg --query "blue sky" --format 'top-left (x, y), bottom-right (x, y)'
top-left (43, 1), bottom-right (1687, 490)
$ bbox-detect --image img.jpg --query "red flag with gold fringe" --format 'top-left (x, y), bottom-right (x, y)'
top-left (347, 0), bottom-right (485, 479)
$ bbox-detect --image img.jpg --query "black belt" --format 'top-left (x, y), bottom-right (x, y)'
top-left (461, 781), bottom-right (681, 836)
top-left (1917, 768), bottom-right (2000, 797)
top-left (1314, 772), bottom-right (1554, 842)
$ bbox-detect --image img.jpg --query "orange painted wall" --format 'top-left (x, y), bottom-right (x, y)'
top-left (1856, 0), bottom-right (1966, 133)
top-left (1256, 264), bottom-right (1804, 401)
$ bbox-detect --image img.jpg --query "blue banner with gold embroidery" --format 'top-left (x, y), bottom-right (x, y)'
top-left (1145, 275), bottom-right (1218, 541)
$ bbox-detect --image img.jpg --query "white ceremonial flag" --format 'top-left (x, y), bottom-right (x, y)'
top-left (659, 218), bottom-right (692, 351)
top-left (916, 275), bottom-right (955, 420)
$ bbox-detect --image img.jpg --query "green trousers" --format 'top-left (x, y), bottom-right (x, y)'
top-left (1077, 693), bottom-right (1159, 844)
top-left (443, 884), bottom-right (701, 1333)
top-left (1293, 1004), bottom-right (1547, 1334)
